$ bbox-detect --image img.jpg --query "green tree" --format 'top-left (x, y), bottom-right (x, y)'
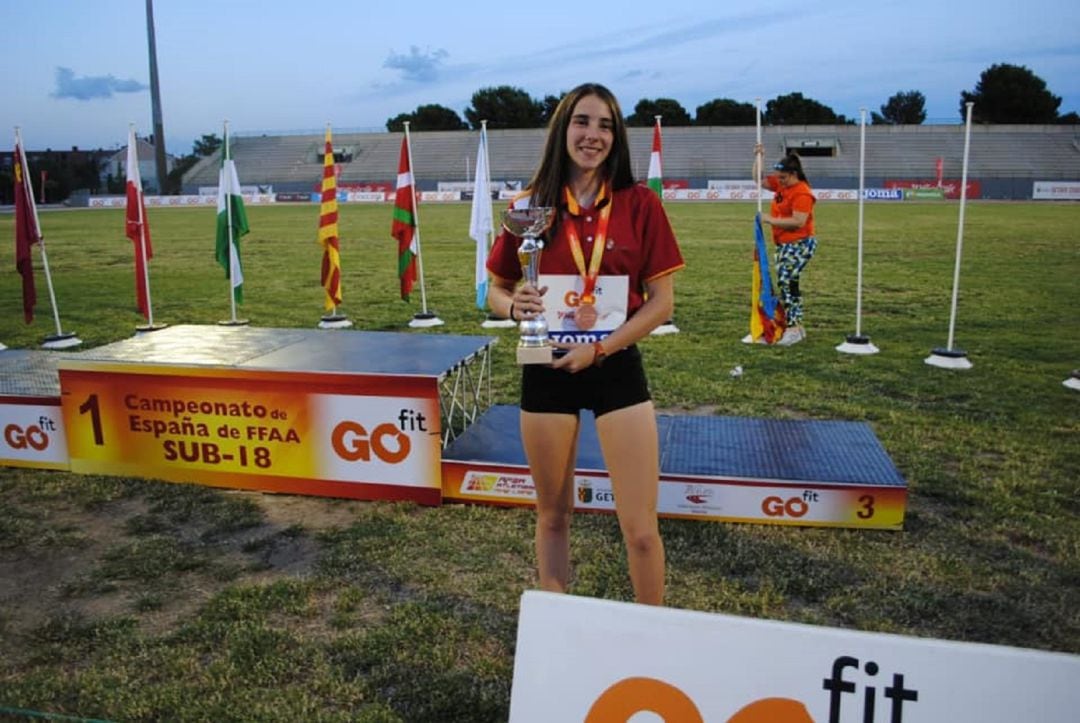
top-left (960, 63), bottom-right (1061, 123)
top-left (872, 90), bottom-right (926, 125)
top-left (695, 98), bottom-right (756, 126)
top-left (169, 133), bottom-right (227, 192)
top-left (764, 92), bottom-right (847, 124)
top-left (386, 104), bottom-right (467, 132)
top-left (540, 93), bottom-right (565, 126)
top-left (628, 98), bottom-right (691, 126)
top-left (464, 86), bottom-right (544, 129)
top-left (193, 133), bottom-right (222, 156)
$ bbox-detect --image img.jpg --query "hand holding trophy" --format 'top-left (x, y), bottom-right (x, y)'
top-left (501, 206), bottom-right (556, 364)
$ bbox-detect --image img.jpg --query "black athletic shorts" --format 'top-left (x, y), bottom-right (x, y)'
top-left (520, 344), bottom-right (651, 417)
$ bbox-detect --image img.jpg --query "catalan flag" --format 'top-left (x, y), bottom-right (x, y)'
top-left (391, 136), bottom-right (418, 301)
top-left (318, 127), bottom-right (341, 311)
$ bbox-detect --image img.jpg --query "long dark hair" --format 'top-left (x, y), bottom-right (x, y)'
top-left (775, 152), bottom-right (808, 182)
top-left (526, 83), bottom-right (635, 210)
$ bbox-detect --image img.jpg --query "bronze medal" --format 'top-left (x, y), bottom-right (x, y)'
top-left (575, 302), bottom-right (598, 331)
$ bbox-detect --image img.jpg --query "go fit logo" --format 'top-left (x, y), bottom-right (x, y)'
top-left (4, 417), bottom-right (58, 451)
top-left (330, 409), bottom-right (427, 465)
top-left (585, 656), bottom-right (918, 722)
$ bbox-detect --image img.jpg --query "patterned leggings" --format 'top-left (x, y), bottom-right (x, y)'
top-left (775, 237), bottom-right (817, 326)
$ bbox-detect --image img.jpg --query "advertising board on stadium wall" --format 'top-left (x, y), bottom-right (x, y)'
top-left (509, 591), bottom-right (1080, 722)
top-left (1033, 181), bottom-right (1080, 200)
top-left (87, 194), bottom-right (276, 208)
top-left (886, 179), bottom-right (981, 199)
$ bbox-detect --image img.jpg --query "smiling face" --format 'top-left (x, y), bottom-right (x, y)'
top-left (565, 94), bottom-right (614, 177)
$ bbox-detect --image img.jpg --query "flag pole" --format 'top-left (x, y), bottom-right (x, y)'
top-left (755, 101), bottom-right (762, 216)
top-left (216, 120), bottom-right (248, 326)
top-left (226, 122), bottom-right (239, 323)
top-left (741, 99), bottom-right (763, 345)
top-left (479, 120), bottom-right (514, 329)
top-left (16, 127), bottom-right (81, 349)
top-left (318, 122), bottom-right (351, 329)
top-left (404, 121), bottom-right (444, 328)
top-left (131, 123), bottom-right (165, 334)
top-left (650, 115), bottom-right (679, 336)
top-left (926, 102), bottom-right (975, 370)
top-left (837, 107), bottom-right (879, 354)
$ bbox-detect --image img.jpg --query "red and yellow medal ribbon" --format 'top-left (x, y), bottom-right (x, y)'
top-left (563, 183), bottom-right (612, 304)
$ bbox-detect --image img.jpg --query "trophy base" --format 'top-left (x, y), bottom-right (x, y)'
top-left (517, 345), bottom-right (553, 365)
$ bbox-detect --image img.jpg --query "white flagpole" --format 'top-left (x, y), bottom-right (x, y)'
top-left (404, 122), bottom-right (428, 313)
top-left (651, 113), bottom-right (679, 336)
top-left (404, 122), bottom-right (443, 327)
top-left (926, 102), bottom-right (975, 369)
top-left (837, 108), bottom-right (879, 354)
top-left (478, 120), bottom-right (512, 328)
top-left (755, 100), bottom-right (763, 214)
top-left (17, 127), bottom-right (81, 349)
top-left (130, 124), bottom-right (160, 331)
top-left (225, 120), bottom-right (239, 323)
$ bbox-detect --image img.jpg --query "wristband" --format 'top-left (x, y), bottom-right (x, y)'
top-left (592, 341), bottom-right (607, 367)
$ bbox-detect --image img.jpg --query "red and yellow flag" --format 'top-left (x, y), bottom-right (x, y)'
top-left (391, 136), bottom-right (418, 301)
top-left (13, 137), bottom-right (40, 323)
top-left (318, 127), bottom-right (342, 311)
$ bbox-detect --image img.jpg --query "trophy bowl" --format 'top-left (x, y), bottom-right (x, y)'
top-left (501, 206), bottom-right (555, 240)
top-left (501, 206), bottom-right (556, 365)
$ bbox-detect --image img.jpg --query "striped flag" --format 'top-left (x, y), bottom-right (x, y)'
top-left (749, 213), bottom-right (785, 343)
top-left (215, 129), bottom-right (249, 303)
top-left (391, 136), bottom-right (418, 301)
top-left (317, 127), bottom-right (341, 311)
top-left (469, 126), bottom-right (493, 309)
top-left (124, 128), bottom-right (153, 319)
top-left (647, 118), bottom-right (663, 197)
top-left (13, 135), bottom-right (40, 323)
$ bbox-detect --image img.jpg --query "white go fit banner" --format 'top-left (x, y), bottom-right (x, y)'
top-left (509, 591), bottom-right (1080, 722)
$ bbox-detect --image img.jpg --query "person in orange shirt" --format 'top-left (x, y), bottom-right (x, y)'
top-left (753, 146), bottom-right (817, 345)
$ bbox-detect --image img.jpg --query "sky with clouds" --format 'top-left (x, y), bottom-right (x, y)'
top-left (3, 0), bottom-right (1077, 154)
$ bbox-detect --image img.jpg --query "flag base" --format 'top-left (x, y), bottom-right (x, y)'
top-left (42, 332), bottom-right (82, 350)
top-left (1064, 370), bottom-right (1080, 391)
top-left (135, 322), bottom-right (169, 335)
top-left (925, 347), bottom-right (972, 370)
top-left (836, 334), bottom-right (880, 355)
top-left (651, 319), bottom-right (680, 336)
top-left (217, 318), bottom-right (250, 327)
top-left (481, 314), bottom-right (516, 329)
top-left (318, 314), bottom-right (354, 330)
top-left (409, 312), bottom-right (444, 329)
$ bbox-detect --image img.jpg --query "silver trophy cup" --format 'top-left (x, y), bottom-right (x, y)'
top-left (501, 207), bottom-right (556, 365)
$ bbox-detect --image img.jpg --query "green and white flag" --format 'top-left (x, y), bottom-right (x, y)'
top-left (647, 117), bottom-right (663, 197)
top-left (215, 129), bottom-right (249, 303)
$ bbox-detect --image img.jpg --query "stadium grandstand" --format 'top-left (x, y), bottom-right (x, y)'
top-left (180, 124), bottom-right (1079, 200)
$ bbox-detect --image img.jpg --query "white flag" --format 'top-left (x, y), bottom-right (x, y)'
top-left (469, 126), bottom-right (493, 310)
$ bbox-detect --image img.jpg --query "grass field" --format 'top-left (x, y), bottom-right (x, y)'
top-left (1, 200), bottom-right (1078, 721)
